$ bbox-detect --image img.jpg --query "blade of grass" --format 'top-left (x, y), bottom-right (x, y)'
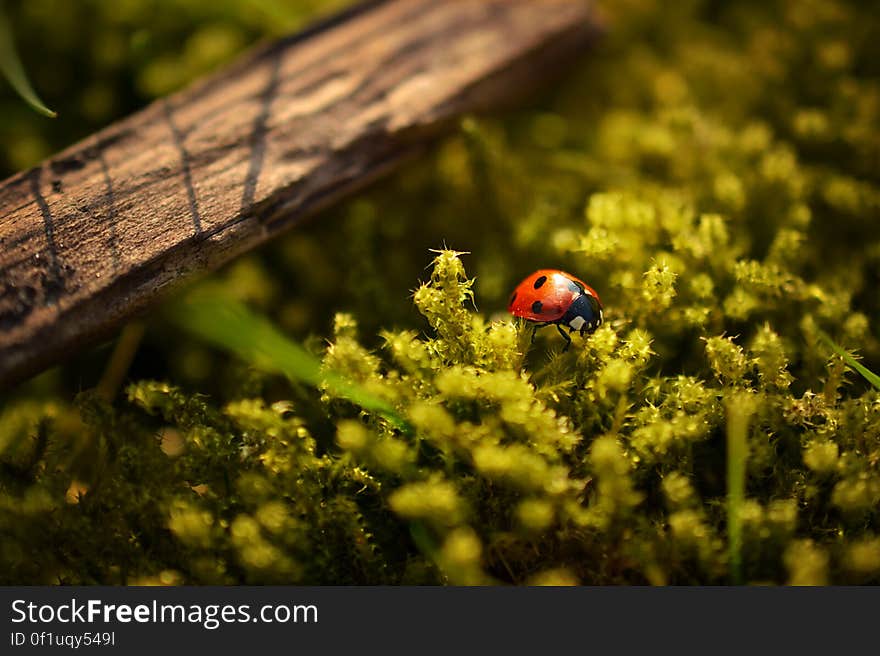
top-left (818, 330), bottom-right (880, 390)
top-left (168, 290), bottom-right (410, 433)
top-left (726, 393), bottom-right (754, 585)
top-left (0, 1), bottom-right (56, 117)
top-left (96, 322), bottom-right (146, 402)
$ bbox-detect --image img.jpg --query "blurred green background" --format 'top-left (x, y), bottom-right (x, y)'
top-left (1, 0), bottom-right (348, 175)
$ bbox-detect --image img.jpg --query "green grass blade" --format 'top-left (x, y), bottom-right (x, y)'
top-left (0, 2), bottom-right (56, 117)
top-left (818, 330), bottom-right (880, 390)
top-left (168, 290), bottom-right (410, 432)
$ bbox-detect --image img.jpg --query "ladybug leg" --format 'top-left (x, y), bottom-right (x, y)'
top-left (555, 324), bottom-right (572, 352)
top-left (530, 323), bottom-right (548, 344)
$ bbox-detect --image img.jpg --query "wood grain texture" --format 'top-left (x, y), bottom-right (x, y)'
top-left (0, 0), bottom-right (598, 388)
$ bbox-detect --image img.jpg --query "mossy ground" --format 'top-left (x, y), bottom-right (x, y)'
top-left (1, 0), bottom-right (879, 585)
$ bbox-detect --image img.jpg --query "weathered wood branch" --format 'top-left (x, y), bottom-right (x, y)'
top-left (0, 0), bottom-right (599, 389)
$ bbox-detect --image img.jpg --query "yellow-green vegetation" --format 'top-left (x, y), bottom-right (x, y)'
top-left (1, 0), bottom-right (880, 584)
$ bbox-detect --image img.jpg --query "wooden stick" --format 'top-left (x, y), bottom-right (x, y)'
top-left (0, 0), bottom-right (598, 389)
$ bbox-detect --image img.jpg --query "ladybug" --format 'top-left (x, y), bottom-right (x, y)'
top-left (507, 269), bottom-right (603, 350)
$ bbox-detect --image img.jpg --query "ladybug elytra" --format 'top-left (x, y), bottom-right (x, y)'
top-left (507, 269), bottom-right (603, 350)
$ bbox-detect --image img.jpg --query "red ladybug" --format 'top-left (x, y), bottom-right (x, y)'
top-left (507, 269), bottom-right (603, 350)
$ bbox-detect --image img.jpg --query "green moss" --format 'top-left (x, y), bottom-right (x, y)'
top-left (2, 0), bottom-right (880, 584)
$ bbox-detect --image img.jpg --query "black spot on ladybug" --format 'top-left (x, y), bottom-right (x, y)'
top-left (509, 291), bottom-right (517, 304)
top-left (533, 275), bottom-right (548, 289)
top-left (531, 300), bottom-right (543, 314)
